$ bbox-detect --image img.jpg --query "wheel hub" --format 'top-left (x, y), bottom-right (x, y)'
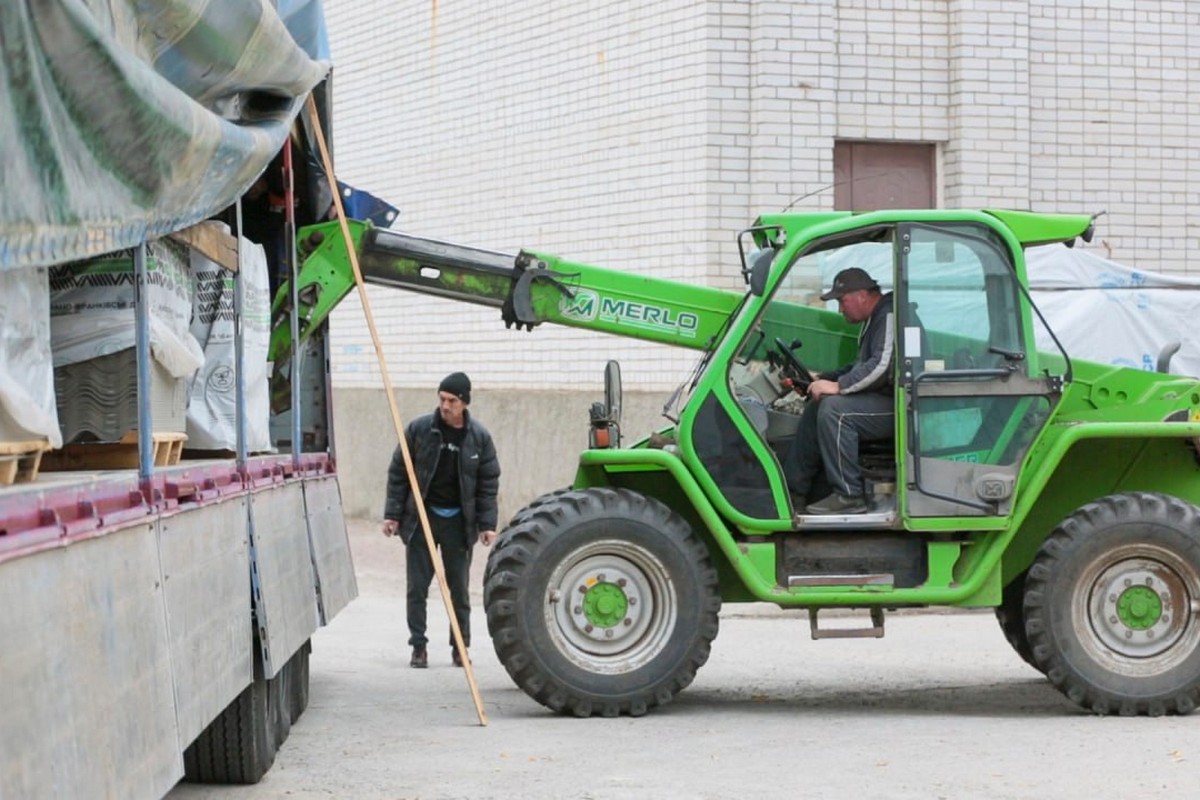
top-left (1090, 561), bottom-right (1189, 658)
top-left (1115, 585), bottom-right (1162, 630)
top-left (582, 581), bottom-right (630, 628)
top-left (566, 564), bottom-right (644, 645)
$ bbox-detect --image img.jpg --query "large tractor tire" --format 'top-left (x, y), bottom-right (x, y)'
top-left (484, 487), bottom-right (721, 717)
top-left (504, 487), bottom-right (573, 529)
top-left (995, 568), bottom-right (1040, 672)
top-left (1024, 492), bottom-right (1200, 715)
top-left (484, 488), bottom-right (572, 608)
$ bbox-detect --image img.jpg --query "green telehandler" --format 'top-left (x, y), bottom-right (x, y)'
top-left (275, 208), bottom-right (1200, 717)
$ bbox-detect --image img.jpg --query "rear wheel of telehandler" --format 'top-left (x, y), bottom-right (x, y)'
top-left (484, 487), bottom-right (720, 717)
top-left (995, 568), bottom-right (1040, 672)
top-left (1024, 492), bottom-right (1200, 715)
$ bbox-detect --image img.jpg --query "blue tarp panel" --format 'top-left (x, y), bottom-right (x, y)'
top-left (0, 0), bottom-right (330, 271)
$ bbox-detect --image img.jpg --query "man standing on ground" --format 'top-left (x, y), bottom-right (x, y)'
top-left (382, 372), bottom-right (501, 668)
top-left (784, 267), bottom-right (894, 515)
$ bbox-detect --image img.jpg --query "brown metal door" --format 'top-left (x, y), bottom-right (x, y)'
top-left (834, 142), bottom-right (935, 210)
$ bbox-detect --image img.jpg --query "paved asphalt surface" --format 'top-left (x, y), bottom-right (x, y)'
top-left (168, 518), bottom-right (1197, 800)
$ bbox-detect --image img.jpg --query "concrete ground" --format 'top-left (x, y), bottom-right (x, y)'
top-left (168, 518), bottom-right (1197, 800)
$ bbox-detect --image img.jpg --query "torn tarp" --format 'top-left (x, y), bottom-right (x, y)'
top-left (0, 0), bottom-right (329, 271)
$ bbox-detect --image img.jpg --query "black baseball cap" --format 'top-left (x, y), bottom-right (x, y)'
top-left (820, 267), bottom-right (880, 301)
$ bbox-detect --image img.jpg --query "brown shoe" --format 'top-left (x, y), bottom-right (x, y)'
top-left (410, 647), bottom-right (428, 668)
top-left (451, 648), bottom-right (468, 667)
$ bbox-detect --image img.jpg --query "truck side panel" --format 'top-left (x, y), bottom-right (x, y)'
top-left (250, 482), bottom-right (321, 676)
top-left (161, 498), bottom-right (253, 748)
top-left (1, 521), bottom-right (182, 799)
top-left (0, 458), bottom-right (356, 797)
top-left (303, 476), bottom-right (357, 623)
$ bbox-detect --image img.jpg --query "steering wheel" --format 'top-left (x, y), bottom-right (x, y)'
top-left (774, 337), bottom-right (816, 394)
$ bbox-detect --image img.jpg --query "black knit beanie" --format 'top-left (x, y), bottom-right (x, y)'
top-left (438, 372), bottom-right (471, 404)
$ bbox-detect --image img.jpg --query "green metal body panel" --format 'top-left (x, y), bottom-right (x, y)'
top-left (517, 250), bottom-right (741, 348)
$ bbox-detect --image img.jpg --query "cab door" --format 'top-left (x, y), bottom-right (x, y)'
top-left (896, 222), bottom-right (1061, 518)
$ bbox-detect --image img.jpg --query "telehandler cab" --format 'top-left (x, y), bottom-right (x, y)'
top-left (277, 208), bottom-right (1200, 717)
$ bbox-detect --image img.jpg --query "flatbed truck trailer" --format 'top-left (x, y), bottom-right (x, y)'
top-left (1, 2), bottom-right (357, 795)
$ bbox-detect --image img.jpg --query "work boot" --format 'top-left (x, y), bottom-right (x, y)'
top-left (807, 492), bottom-right (867, 515)
top-left (410, 647), bottom-right (428, 669)
top-left (452, 647), bottom-right (468, 667)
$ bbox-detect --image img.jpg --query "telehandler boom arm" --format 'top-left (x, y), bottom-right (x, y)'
top-left (269, 219), bottom-right (742, 366)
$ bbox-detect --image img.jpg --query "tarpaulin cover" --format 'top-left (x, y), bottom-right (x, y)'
top-left (0, 0), bottom-right (329, 271)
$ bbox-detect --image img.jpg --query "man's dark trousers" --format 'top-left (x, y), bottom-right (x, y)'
top-left (785, 392), bottom-right (893, 499)
top-left (406, 511), bottom-right (472, 649)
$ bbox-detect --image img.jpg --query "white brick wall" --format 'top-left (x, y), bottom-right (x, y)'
top-left (323, 0), bottom-right (1200, 393)
top-left (325, 0), bottom-right (716, 392)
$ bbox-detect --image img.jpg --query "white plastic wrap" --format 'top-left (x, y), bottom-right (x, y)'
top-left (819, 242), bottom-right (1200, 378)
top-left (1025, 245), bottom-right (1200, 377)
top-left (186, 237), bottom-right (272, 452)
top-left (0, 267), bottom-right (62, 447)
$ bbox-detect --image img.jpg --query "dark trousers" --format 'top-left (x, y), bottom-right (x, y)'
top-left (785, 392), bottom-right (894, 498)
top-left (406, 511), bottom-right (472, 650)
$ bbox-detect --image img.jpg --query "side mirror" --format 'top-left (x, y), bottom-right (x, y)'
top-left (604, 359), bottom-right (622, 426)
top-left (589, 360), bottom-right (623, 449)
top-left (748, 247), bottom-right (774, 296)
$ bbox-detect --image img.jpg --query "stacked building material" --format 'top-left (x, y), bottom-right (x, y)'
top-left (48, 239), bottom-right (202, 446)
top-left (54, 350), bottom-right (187, 443)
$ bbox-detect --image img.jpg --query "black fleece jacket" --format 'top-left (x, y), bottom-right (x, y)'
top-left (383, 409), bottom-right (501, 545)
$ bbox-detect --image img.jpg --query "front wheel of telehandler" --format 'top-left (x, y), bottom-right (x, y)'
top-left (484, 487), bottom-right (721, 717)
top-left (1024, 492), bottom-right (1200, 715)
top-left (995, 568), bottom-right (1041, 672)
top-left (484, 487), bottom-right (572, 609)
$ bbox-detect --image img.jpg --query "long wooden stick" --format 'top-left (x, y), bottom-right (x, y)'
top-left (305, 95), bottom-right (488, 726)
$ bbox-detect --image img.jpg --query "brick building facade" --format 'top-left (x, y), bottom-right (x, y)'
top-left (321, 1), bottom-right (1200, 516)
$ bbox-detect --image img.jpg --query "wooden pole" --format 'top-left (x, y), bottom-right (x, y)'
top-left (304, 95), bottom-right (488, 726)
